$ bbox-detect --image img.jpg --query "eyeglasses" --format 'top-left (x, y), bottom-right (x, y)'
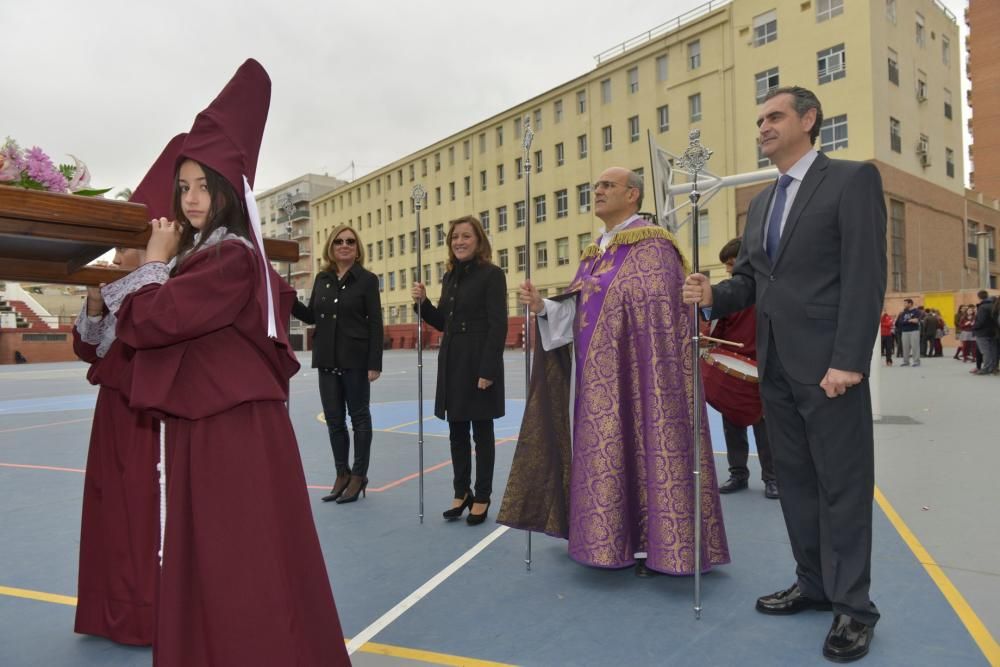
top-left (593, 180), bottom-right (635, 191)
top-left (332, 238), bottom-right (357, 246)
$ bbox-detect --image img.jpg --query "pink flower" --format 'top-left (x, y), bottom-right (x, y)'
top-left (24, 146), bottom-right (69, 193)
top-left (0, 153), bottom-right (19, 182)
top-left (66, 154), bottom-right (92, 192)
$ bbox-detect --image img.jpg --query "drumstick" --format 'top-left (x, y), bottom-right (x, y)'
top-left (702, 335), bottom-right (744, 348)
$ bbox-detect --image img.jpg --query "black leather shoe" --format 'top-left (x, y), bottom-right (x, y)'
top-left (443, 493), bottom-right (473, 520)
top-left (756, 583), bottom-right (832, 615)
top-left (764, 480), bottom-right (780, 499)
top-left (823, 614), bottom-right (873, 662)
top-left (466, 500), bottom-right (491, 525)
top-left (719, 476), bottom-right (749, 494)
top-left (635, 559), bottom-right (661, 578)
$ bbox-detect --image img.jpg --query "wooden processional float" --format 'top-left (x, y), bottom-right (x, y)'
top-left (0, 187), bottom-right (299, 286)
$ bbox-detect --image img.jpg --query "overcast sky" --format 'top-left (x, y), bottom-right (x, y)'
top-left (3, 0), bottom-right (970, 194)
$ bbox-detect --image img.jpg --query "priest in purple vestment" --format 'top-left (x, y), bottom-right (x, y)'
top-left (497, 167), bottom-right (730, 576)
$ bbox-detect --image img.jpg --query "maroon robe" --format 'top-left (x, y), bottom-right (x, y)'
top-left (71, 328), bottom-right (159, 646)
top-left (112, 240), bottom-right (351, 667)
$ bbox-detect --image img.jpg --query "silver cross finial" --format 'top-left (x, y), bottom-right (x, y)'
top-left (675, 129), bottom-right (713, 177)
top-left (522, 117), bottom-right (534, 152)
top-left (411, 184), bottom-right (426, 208)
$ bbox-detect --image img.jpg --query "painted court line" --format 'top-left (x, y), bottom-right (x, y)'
top-left (0, 417), bottom-right (91, 434)
top-left (874, 487), bottom-right (1000, 664)
top-left (345, 525), bottom-right (510, 656)
top-left (0, 462), bottom-right (85, 474)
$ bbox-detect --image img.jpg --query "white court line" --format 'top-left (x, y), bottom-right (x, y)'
top-left (345, 525), bottom-right (509, 655)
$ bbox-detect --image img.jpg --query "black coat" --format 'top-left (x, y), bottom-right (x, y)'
top-left (417, 260), bottom-right (506, 421)
top-left (293, 264), bottom-right (383, 371)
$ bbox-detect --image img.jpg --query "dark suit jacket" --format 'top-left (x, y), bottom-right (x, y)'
top-left (711, 153), bottom-right (887, 385)
top-left (293, 264), bottom-right (383, 371)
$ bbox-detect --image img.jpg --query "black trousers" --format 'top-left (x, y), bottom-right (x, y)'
top-left (760, 337), bottom-right (880, 627)
top-left (447, 420), bottom-right (495, 502)
top-left (317, 368), bottom-right (373, 477)
top-left (880, 335), bottom-right (894, 363)
top-left (721, 416), bottom-right (775, 482)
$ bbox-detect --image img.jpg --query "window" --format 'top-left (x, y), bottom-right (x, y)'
top-left (916, 70), bottom-right (927, 102)
top-left (556, 189), bottom-right (568, 218)
top-left (689, 93), bottom-right (702, 122)
top-left (497, 164), bottom-right (505, 186)
top-left (555, 142), bottom-right (565, 166)
top-left (600, 78), bottom-right (612, 104)
top-left (577, 183), bottom-right (591, 213)
top-left (942, 35), bottom-right (951, 66)
top-left (534, 150), bottom-right (543, 173)
top-left (944, 89), bottom-right (953, 119)
top-left (480, 170), bottom-right (487, 191)
top-left (888, 49), bottom-right (899, 85)
top-left (436, 262), bottom-right (445, 283)
top-left (515, 201), bottom-right (526, 227)
top-left (967, 221), bottom-right (979, 259)
top-left (448, 146), bottom-right (454, 165)
top-left (514, 116), bottom-right (522, 139)
top-left (602, 125), bottom-right (613, 151)
top-left (578, 232), bottom-right (592, 254)
top-left (535, 241), bottom-right (548, 269)
top-left (377, 240), bottom-right (384, 260)
top-left (398, 169), bottom-right (403, 186)
top-left (816, 0), bottom-right (843, 22)
top-left (886, 0), bottom-right (896, 24)
top-left (890, 117), bottom-right (901, 153)
top-left (516, 245), bottom-right (527, 272)
top-left (423, 264), bottom-right (431, 284)
top-left (656, 54), bottom-right (669, 82)
top-left (389, 272), bottom-right (396, 291)
top-left (915, 12), bottom-right (925, 47)
top-left (554, 99), bottom-right (564, 123)
top-left (987, 227), bottom-right (997, 263)
top-left (496, 125), bottom-right (504, 147)
top-left (534, 109), bottom-right (542, 131)
top-left (435, 223), bottom-right (445, 246)
top-left (515, 157), bottom-right (523, 179)
top-left (423, 227), bottom-right (431, 249)
top-left (556, 237), bottom-right (570, 265)
top-left (817, 44), bottom-right (846, 84)
top-left (578, 134), bottom-right (588, 159)
top-left (657, 105), bottom-right (670, 133)
top-left (757, 143), bottom-right (770, 168)
top-left (820, 114), bottom-right (848, 152)
top-left (755, 67), bottom-right (780, 103)
top-left (399, 269), bottom-right (407, 288)
top-left (367, 243), bottom-right (373, 259)
top-left (918, 134), bottom-right (930, 167)
top-left (411, 266), bottom-right (419, 284)
top-left (410, 230), bottom-right (417, 249)
top-left (946, 148), bottom-right (955, 178)
top-left (399, 233), bottom-right (405, 254)
top-left (497, 205), bottom-right (508, 232)
top-left (463, 177), bottom-right (470, 197)
top-left (435, 186), bottom-right (441, 205)
top-left (434, 153), bottom-right (440, 172)
top-left (628, 116), bottom-right (640, 143)
top-left (449, 182), bottom-right (456, 201)
top-left (388, 237), bottom-right (394, 257)
top-left (577, 89), bottom-right (587, 114)
top-left (478, 132), bottom-right (486, 154)
top-left (698, 210), bottom-right (710, 246)
top-left (534, 195), bottom-right (547, 223)
top-left (752, 11), bottom-right (777, 46)
top-left (421, 159), bottom-right (427, 176)
top-left (480, 210), bottom-right (490, 232)
top-left (378, 274), bottom-right (384, 292)
top-left (463, 139), bottom-right (470, 159)
top-left (627, 67), bottom-right (639, 94)
top-left (688, 40), bottom-right (701, 68)
top-left (498, 248), bottom-right (509, 273)
top-left (409, 164), bottom-right (415, 181)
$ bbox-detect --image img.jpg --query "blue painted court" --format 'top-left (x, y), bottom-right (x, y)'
top-left (0, 351), bottom-right (996, 666)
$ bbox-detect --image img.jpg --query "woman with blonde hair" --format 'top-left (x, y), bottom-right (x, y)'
top-left (294, 223), bottom-right (383, 503)
top-left (411, 215), bottom-right (507, 524)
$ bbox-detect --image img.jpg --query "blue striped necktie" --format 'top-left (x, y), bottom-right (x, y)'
top-left (765, 174), bottom-right (794, 262)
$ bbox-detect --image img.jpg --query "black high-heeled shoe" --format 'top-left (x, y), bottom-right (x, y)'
top-left (466, 500), bottom-right (491, 525)
top-left (442, 493), bottom-right (473, 520)
top-left (336, 475), bottom-right (368, 504)
top-left (322, 472), bottom-right (351, 503)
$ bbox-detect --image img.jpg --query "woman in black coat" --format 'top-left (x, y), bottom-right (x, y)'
top-left (411, 215), bottom-right (507, 525)
top-left (293, 224), bottom-right (383, 504)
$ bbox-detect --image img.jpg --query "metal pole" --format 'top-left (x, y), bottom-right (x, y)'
top-left (675, 130), bottom-right (713, 620)
top-left (522, 117), bottom-right (535, 571)
top-left (412, 184), bottom-right (427, 524)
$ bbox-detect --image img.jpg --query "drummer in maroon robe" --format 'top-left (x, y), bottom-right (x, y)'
top-left (71, 134), bottom-right (186, 646)
top-left (702, 237), bottom-right (778, 499)
top-left (100, 59), bottom-right (350, 666)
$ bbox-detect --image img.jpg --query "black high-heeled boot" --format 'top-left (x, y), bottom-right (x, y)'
top-left (336, 475), bottom-right (368, 504)
top-left (466, 500), bottom-right (491, 525)
top-left (443, 492), bottom-right (473, 520)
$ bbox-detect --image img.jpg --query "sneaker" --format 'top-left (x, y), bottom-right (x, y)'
top-left (900, 362), bottom-right (910, 367)
top-left (912, 362), bottom-right (920, 367)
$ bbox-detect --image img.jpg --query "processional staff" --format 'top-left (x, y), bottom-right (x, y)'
top-left (674, 129), bottom-right (713, 620)
top-left (521, 117), bottom-right (535, 571)
top-left (411, 184), bottom-right (427, 524)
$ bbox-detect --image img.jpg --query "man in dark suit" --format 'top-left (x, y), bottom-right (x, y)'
top-left (683, 86), bottom-right (886, 663)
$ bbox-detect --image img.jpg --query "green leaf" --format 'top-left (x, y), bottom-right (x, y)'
top-left (58, 163), bottom-right (75, 179)
top-left (73, 187), bottom-right (113, 197)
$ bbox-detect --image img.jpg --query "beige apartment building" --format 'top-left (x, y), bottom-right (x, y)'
top-left (312, 0), bottom-right (995, 329)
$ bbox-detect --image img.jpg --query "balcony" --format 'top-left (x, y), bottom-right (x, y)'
top-left (276, 209), bottom-right (309, 224)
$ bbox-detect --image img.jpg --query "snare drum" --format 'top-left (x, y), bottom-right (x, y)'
top-left (700, 347), bottom-right (762, 427)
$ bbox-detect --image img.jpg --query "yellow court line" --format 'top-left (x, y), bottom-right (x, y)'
top-left (875, 487), bottom-right (1000, 665)
top-left (0, 585), bottom-right (513, 666)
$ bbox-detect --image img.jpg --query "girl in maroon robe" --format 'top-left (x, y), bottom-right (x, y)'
top-left (102, 59), bottom-right (351, 667)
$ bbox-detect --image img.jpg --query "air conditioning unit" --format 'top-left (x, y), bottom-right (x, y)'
top-left (916, 143), bottom-right (931, 167)
top-left (917, 92), bottom-right (928, 103)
